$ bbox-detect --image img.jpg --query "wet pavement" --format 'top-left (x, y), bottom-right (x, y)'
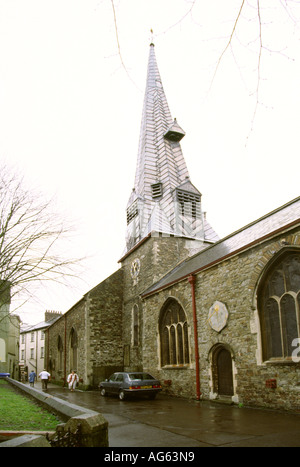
top-left (30, 383), bottom-right (300, 447)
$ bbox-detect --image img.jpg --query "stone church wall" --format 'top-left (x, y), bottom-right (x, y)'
top-left (46, 218), bottom-right (300, 410)
top-left (121, 234), bottom-right (206, 373)
top-left (142, 227), bottom-right (300, 411)
top-left (195, 228), bottom-right (300, 411)
top-left (88, 268), bottom-right (124, 386)
top-left (142, 284), bottom-right (197, 398)
top-left (46, 298), bottom-right (87, 386)
top-left (46, 268), bottom-right (124, 389)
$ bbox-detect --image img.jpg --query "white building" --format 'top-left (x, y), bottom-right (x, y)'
top-left (0, 282), bottom-right (21, 379)
top-left (0, 313), bottom-right (21, 379)
top-left (20, 311), bottom-right (62, 381)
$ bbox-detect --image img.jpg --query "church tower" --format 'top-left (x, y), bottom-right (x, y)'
top-left (124, 43), bottom-right (218, 255)
top-left (120, 43), bottom-right (218, 372)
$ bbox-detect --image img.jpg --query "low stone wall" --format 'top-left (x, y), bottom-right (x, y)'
top-left (0, 434), bottom-right (51, 447)
top-left (0, 379), bottom-right (108, 447)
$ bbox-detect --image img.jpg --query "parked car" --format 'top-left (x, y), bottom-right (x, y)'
top-left (99, 372), bottom-right (162, 400)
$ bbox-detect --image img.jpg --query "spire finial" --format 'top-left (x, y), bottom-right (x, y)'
top-left (150, 28), bottom-right (154, 46)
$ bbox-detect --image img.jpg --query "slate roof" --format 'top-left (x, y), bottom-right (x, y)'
top-left (142, 196), bottom-right (300, 297)
top-left (124, 44), bottom-right (219, 254)
top-left (20, 315), bottom-right (61, 333)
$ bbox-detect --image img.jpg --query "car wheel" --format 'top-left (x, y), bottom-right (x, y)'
top-left (100, 387), bottom-right (106, 397)
top-left (149, 393), bottom-right (157, 400)
top-left (119, 390), bottom-right (126, 401)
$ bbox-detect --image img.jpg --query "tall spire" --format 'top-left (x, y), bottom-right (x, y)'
top-left (124, 44), bottom-right (218, 253)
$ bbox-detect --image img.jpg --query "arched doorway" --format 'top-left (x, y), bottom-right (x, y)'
top-left (211, 344), bottom-right (234, 397)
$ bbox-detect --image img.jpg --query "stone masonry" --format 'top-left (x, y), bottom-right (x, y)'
top-left (47, 269), bottom-right (123, 388)
top-left (141, 226), bottom-right (300, 411)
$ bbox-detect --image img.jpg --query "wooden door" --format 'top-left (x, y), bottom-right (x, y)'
top-left (217, 348), bottom-right (234, 396)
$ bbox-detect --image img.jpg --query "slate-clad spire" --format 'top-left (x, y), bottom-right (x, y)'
top-left (125, 43), bottom-right (218, 253)
top-left (133, 43), bottom-right (189, 196)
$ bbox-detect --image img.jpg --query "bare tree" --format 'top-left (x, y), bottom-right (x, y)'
top-left (208, 0), bottom-right (300, 130)
top-left (0, 164), bottom-right (82, 320)
top-left (110, 0), bottom-right (300, 129)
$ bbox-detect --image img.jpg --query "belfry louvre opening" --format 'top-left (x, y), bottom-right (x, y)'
top-left (177, 190), bottom-right (201, 219)
top-left (127, 201), bottom-right (138, 225)
top-left (151, 183), bottom-right (163, 199)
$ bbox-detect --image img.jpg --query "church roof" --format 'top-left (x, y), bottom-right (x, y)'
top-left (142, 196), bottom-right (300, 297)
top-left (124, 43), bottom-right (219, 254)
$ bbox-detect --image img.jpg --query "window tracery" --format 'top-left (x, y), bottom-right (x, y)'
top-left (159, 299), bottom-right (190, 367)
top-left (258, 251), bottom-right (300, 361)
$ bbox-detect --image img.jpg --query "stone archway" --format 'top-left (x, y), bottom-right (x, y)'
top-left (211, 344), bottom-right (234, 397)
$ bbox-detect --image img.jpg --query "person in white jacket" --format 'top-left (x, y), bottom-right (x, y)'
top-left (39, 369), bottom-right (50, 390)
top-left (67, 370), bottom-right (79, 391)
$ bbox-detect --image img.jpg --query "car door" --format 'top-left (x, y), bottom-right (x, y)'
top-left (106, 373), bottom-right (118, 394)
top-left (107, 373), bottom-right (123, 395)
top-left (114, 373), bottom-right (124, 394)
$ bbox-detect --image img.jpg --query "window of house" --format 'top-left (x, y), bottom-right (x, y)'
top-left (41, 331), bottom-right (45, 340)
top-left (258, 251), bottom-right (300, 361)
top-left (159, 298), bottom-right (190, 367)
top-left (30, 348), bottom-right (34, 359)
top-left (40, 347), bottom-right (44, 358)
top-left (30, 332), bottom-right (35, 342)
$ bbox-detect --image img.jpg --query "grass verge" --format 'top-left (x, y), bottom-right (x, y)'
top-left (0, 379), bottom-right (61, 431)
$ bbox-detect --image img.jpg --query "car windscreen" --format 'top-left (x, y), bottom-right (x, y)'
top-left (127, 373), bottom-right (155, 381)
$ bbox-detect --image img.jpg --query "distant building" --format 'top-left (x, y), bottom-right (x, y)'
top-left (0, 281), bottom-right (20, 379)
top-left (20, 311), bottom-right (62, 381)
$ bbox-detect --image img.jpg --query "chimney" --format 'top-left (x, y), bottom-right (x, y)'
top-left (45, 310), bottom-right (62, 322)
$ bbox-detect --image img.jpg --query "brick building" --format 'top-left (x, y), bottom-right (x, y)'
top-left (46, 43), bottom-right (300, 411)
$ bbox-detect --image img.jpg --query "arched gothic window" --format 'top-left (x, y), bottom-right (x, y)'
top-left (132, 304), bottom-right (139, 347)
top-left (57, 335), bottom-right (63, 372)
top-left (159, 299), bottom-right (190, 367)
top-left (258, 251), bottom-right (300, 361)
top-left (69, 327), bottom-right (78, 371)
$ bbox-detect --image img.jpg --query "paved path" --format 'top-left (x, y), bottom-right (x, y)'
top-left (30, 383), bottom-right (300, 447)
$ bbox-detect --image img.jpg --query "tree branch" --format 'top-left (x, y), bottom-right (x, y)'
top-left (0, 165), bottom-right (84, 315)
top-left (209, 0), bottom-right (246, 91)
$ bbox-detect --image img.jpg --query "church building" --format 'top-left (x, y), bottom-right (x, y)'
top-left (46, 43), bottom-right (300, 412)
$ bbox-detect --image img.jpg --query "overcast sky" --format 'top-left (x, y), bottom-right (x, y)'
top-left (0, 0), bottom-right (299, 324)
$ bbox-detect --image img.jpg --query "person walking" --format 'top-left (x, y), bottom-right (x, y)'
top-left (39, 369), bottom-right (51, 390)
top-left (67, 370), bottom-right (79, 392)
top-left (29, 370), bottom-right (36, 387)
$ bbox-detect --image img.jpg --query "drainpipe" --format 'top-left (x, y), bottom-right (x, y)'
top-left (188, 274), bottom-right (201, 400)
top-left (46, 328), bottom-right (49, 372)
top-left (64, 314), bottom-right (67, 387)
